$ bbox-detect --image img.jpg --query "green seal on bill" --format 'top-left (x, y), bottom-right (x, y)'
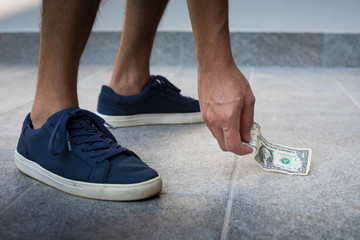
top-left (281, 158), bottom-right (290, 164)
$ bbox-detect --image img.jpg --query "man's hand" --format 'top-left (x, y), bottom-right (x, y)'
top-left (198, 60), bottom-right (255, 155)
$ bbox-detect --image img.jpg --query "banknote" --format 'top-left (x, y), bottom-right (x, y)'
top-left (244, 122), bottom-right (312, 175)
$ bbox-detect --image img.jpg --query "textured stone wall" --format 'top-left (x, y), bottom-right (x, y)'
top-left (0, 32), bottom-right (359, 67)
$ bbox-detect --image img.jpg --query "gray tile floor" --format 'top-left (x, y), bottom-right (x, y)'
top-left (0, 65), bottom-right (359, 240)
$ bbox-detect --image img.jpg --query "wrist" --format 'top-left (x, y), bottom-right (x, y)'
top-left (198, 55), bottom-right (236, 73)
top-left (196, 40), bottom-right (234, 69)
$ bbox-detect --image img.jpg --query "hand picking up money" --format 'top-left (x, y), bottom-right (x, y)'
top-left (244, 122), bottom-right (312, 175)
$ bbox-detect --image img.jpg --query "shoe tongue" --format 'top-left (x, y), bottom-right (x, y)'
top-left (71, 118), bottom-right (95, 130)
top-left (46, 106), bottom-right (80, 124)
top-left (151, 75), bottom-right (181, 94)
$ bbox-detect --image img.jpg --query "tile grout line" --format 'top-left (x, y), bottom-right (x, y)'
top-left (220, 155), bottom-right (239, 240)
top-left (0, 182), bottom-right (38, 216)
top-left (161, 192), bottom-right (227, 199)
top-left (331, 74), bottom-right (360, 110)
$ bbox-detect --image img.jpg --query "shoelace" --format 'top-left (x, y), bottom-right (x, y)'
top-left (152, 75), bottom-right (195, 103)
top-left (48, 109), bottom-right (128, 163)
top-left (153, 75), bottom-right (181, 94)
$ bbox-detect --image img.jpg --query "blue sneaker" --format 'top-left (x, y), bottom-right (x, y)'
top-left (97, 75), bottom-right (203, 127)
top-left (14, 107), bottom-right (162, 201)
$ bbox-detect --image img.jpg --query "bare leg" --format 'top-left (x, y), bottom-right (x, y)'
top-left (109, 0), bottom-right (169, 96)
top-left (31, 0), bottom-right (100, 129)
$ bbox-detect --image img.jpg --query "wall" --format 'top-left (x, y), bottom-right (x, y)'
top-left (0, 0), bottom-right (359, 67)
top-left (0, 0), bottom-right (359, 33)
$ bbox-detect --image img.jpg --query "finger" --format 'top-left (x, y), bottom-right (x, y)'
top-left (204, 119), bottom-right (216, 139)
top-left (223, 116), bottom-right (253, 155)
top-left (240, 93), bottom-right (255, 142)
top-left (223, 127), bottom-right (253, 155)
top-left (203, 111), bottom-right (226, 151)
top-left (212, 125), bottom-right (227, 151)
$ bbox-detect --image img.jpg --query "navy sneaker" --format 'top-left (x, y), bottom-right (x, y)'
top-left (14, 107), bottom-right (162, 201)
top-left (97, 75), bottom-right (203, 127)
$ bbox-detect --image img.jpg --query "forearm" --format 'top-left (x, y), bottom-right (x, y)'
top-left (186, 0), bottom-right (233, 68)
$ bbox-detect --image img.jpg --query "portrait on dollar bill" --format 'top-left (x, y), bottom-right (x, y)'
top-left (258, 146), bottom-right (274, 166)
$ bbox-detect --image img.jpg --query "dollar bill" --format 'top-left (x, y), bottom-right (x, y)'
top-left (244, 122), bottom-right (312, 175)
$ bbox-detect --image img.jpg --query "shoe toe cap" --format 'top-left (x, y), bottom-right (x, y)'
top-left (106, 154), bottom-right (159, 184)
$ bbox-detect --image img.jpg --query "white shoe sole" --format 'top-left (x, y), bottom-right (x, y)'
top-left (96, 112), bottom-right (203, 128)
top-left (14, 150), bottom-right (162, 201)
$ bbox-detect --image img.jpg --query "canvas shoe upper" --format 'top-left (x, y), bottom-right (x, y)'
top-left (14, 107), bottom-right (162, 201)
top-left (97, 75), bottom-right (203, 127)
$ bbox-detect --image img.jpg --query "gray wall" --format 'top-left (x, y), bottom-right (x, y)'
top-left (1, 0), bottom-right (359, 67)
top-left (1, 0), bottom-right (360, 33)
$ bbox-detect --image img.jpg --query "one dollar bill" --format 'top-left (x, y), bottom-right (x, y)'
top-left (244, 122), bottom-right (312, 175)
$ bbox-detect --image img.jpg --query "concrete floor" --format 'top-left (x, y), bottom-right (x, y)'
top-left (0, 65), bottom-right (359, 240)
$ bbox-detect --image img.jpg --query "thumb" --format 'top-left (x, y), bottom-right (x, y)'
top-left (240, 98), bottom-right (255, 142)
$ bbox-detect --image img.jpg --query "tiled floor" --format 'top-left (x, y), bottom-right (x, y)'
top-left (0, 65), bottom-right (359, 240)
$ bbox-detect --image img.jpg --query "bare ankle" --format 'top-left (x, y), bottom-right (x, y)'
top-left (30, 104), bottom-right (56, 129)
top-left (30, 100), bottom-right (78, 129)
top-left (29, 112), bottom-right (47, 129)
top-left (109, 72), bottom-right (150, 96)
